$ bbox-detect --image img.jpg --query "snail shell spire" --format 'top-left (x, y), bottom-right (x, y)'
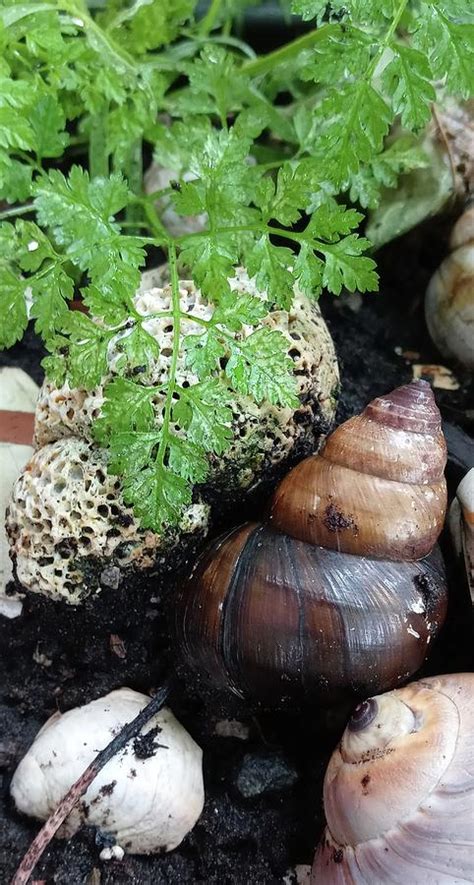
top-left (270, 381), bottom-right (447, 561)
top-left (365, 379), bottom-right (442, 433)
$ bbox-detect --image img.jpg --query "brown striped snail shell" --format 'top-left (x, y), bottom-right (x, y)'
top-left (174, 381), bottom-right (449, 706)
top-left (312, 673), bottom-right (474, 883)
top-left (270, 379), bottom-right (447, 560)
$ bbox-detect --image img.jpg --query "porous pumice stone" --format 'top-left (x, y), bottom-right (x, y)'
top-left (10, 687), bottom-right (204, 855)
top-left (34, 267), bottom-right (339, 497)
top-left (6, 437), bottom-right (210, 603)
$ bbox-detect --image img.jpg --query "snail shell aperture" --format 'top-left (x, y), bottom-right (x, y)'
top-left (312, 673), bottom-right (474, 883)
top-left (174, 381), bottom-right (449, 706)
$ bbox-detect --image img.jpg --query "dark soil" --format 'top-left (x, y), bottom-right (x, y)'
top-left (1, 212), bottom-right (474, 884)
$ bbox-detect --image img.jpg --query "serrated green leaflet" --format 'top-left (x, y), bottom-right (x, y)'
top-left (0, 0), bottom-right (472, 532)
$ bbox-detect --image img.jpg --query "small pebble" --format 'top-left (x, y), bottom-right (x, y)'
top-left (99, 845), bottom-right (124, 862)
top-left (235, 750), bottom-right (298, 799)
top-left (214, 719), bottom-right (250, 740)
top-left (283, 865), bottom-right (312, 885)
top-left (100, 566), bottom-right (121, 590)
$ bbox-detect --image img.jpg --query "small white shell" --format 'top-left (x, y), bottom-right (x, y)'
top-left (10, 687), bottom-right (204, 855)
top-left (425, 207), bottom-right (474, 369)
top-left (312, 673), bottom-right (474, 883)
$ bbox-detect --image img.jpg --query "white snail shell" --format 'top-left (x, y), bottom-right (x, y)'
top-left (449, 468), bottom-right (474, 605)
top-left (425, 206), bottom-right (474, 369)
top-left (312, 673), bottom-right (474, 883)
top-left (10, 688), bottom-right (204, 855)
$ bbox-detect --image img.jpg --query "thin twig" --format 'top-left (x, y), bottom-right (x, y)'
top-left (431, 103), bottom-right (458, 196)
top-left (11, 680), bottom-right (172, 885)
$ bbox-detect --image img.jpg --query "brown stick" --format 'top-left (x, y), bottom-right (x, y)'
top-left (11, 681), bottom-right (172, 885)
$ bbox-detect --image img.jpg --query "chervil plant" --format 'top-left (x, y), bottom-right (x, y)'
top-left (0, 0), bottom-right (473, 531)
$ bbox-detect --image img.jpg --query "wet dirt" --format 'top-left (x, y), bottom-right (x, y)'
top-left (1, 216), bottom-right (473, 884)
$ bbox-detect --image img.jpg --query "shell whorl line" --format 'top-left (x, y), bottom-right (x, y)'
top-left (348, 699), bottom-right (378, 733)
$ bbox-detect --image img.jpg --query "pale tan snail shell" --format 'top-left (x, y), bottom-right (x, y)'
top-left (312, 673), bottom-right (474, 883)
top-left (449, 468), bottom-right (474, 605)
top-left (425, 205), bottom-right (474, 369)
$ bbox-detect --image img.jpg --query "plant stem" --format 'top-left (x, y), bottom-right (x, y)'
top-left (198, 0), bottom-right (223, 36)
top-left (141, 198), bottom-right (171, 244)
top-left (60, 1), bottom-right (138, 76)
top-left (176, 220), bottom-right (350, 259)
top-left (124, 138), bottom-right (144, 234)
top-left (364, 0), bottom-right (408, 80)
top-left (0, 204), bottom-right (34, 221)
top-left (242, 22), bottom-right (340, 77)
top-left (89, 113), bottom-right (108, 179)
top-left (119, 221), bottom-right (151, 229)
top-left (11, 681), bottom-right (172, 885)
top-left (138, 186), bottom-right (175, 204)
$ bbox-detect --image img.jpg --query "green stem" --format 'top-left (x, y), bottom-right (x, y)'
top-left (60, 1), bottom-right (138, 76)
top-left (242, 22), bottom-right (340, 76)
top-left (365, 0), bottom-right (408, 79)
top-left (142, 199), bottom-right (170, 244)
top-left (198, 0), bottom-right (223, 36)
top-left (120, 221), bottom-right (151, 229)
top-left (123, 139), bottom-right (143, 234)
top-left (144, 311), bottom-right (175, 320)
top-left (155, 242), bottom-right (181, 470)
top-left (28, 256), bottom-right (68, 283)
top-left (0, 204), bottom-right (34, 221)
top-left (89, 113), bottom-right (108, 179)
top-left (138, 186), bottom-right (175, 204)
top-left (175, 220), bottom-right (346, 258)
top-left (16, 150), bottom-right (42, 172)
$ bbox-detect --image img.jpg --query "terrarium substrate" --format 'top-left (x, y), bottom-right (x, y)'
top-left (1, 219), bottom-right (473, 885)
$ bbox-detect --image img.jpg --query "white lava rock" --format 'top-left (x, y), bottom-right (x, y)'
top-left (425, 206), bottom-right (474, 369)
top-left (0, 368), bottom-right (39, 618)
top-left (144, 163), bottom-right (207, 238)
top-left (10, 688), bottom-right (204, 855)
top-left (6, 437), bottom-right (209, 602)
top-left (14, 268), bottom-right (337, 601)
top-left (34, 267), bottom-right (339, 492)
